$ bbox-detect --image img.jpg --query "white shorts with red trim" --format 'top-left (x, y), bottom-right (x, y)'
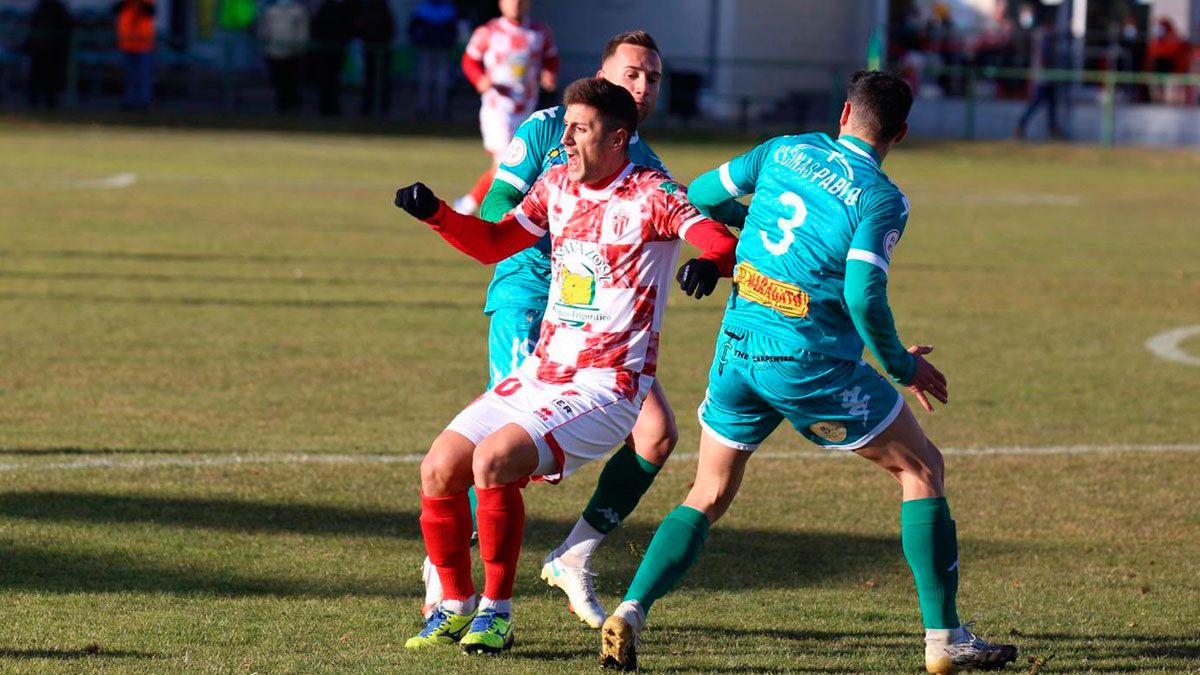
top-left (445, 364), bottom-right (641, 483)
top-left (479, 105), bottom-right (525, 158)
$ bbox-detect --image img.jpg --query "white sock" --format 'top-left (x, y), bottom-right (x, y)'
top-left (479, 596), bottom-right (512, 616)
top-left (614, 600), bottom-right (645, 632)
top-left (453, 195), bottom-right (478, 214)
top-left (925, 625), bottom-right (967, 646)
top-left (556, 518), bottom-right (606, 567)
top-left (441, 595), bottom-right (477, 616)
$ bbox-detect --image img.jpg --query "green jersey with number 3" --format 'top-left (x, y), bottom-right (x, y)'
top-left (705, 132), bottom-right (911, 365)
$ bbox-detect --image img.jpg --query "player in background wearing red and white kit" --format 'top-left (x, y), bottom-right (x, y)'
top-left (455, 0), bottom-right (558, 215)
top-left (396, 78), bottom-right (738, 655)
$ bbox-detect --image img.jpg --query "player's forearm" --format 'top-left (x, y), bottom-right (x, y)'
top-left (681, 218), bottom-right (738, 277)
top-left (478, 180), bottom-right (525, 223)
top-left (687, 168), bottom-right (740, 215)
top-left (704, 199), bottom-right (748, 230)
top-left (461, 52), bottom-right (485, 88)
top-left (425, 201), bottom-right (539, 264)
top-left (844, 260), bottom-right (917, 384)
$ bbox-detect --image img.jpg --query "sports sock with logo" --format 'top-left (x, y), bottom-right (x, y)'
top-left (475, 483), bottom-right (525, 601)
top-left (581, 444), bottom-right (661, 535)
top-left (419, 491), bottom-right (476, 601)
top-left (622, 505), bottom-right (709, 614)
top-left (901, 496), bottom-right (961, 629)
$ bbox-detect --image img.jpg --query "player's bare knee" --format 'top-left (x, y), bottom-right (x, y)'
top-left (684, 482), bottom-right (736, 524)
top-left (630, 425), bottom-right (677, 466)
top-left (421, 450), bottom-right (463, 496)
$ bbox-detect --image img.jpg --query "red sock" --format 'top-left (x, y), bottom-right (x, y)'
top-left (420, 491), bottom-right (475, 601)
top-left (468, 166), bottom-right (496, 205)
top-left (474, 483), bottom-right (525, 601)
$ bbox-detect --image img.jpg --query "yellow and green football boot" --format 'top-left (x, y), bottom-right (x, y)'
top-left (404, 605), bottom-right (475, 650)
top-left (460, 607), bottom-right (514, 655)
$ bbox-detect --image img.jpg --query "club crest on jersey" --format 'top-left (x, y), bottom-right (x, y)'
top-left (502, 137), bottom-right (527, 166)
top-left (552, 241), bottom-right (613, 326)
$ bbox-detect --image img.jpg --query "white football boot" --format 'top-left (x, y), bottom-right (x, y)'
top-left (540, 549), bottom-right (607, 629)
top-left (925, 622), bottom-right (1019, 673)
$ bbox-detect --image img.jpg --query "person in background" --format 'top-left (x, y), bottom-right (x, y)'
top-left (1015, 10), bottom-right (1066, 140)
top-left (310, 0), bottom-right (355, 116)
top-left (407, 0), bottom-right (458, 121)
top-left (24, 0), bottom-right (73, 109)
top-left (113, 0), bottom-right (155, 110)
top-left (259, 0), bottom-right (308, 114)
top-left (455, 0), bottom-right (558, 215)
top-left (1145, 18), bottom-right (1190, 105)
top-left (357, 0), bottom-right (395, 118)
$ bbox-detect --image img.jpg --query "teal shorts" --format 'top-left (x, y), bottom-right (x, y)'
top-left (486, 306), bottom-right (544, 388)
top-left (698, 324), bottom-right (903, 452)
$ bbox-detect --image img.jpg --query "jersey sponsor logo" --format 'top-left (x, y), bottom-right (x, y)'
top-left (552, 240), bottom-right (613, 326)
top-left (502, 136), bottom-right (528, 166)
top-left (546, 147), bottom-right (567, 166)
top-left (732, 261), bottom-right (810, 318)
top-left (810, 421), bottom-right (848, 443)
top-left (883, 229), bottom-right (900, 260)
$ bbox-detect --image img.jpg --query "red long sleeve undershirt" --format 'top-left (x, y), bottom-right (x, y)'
top-left (423, 200), bottom-right (737, 278)
top-left (424, 201), bottom-right (539, 264)
top-left (683, 218), bottom-right (738, 277)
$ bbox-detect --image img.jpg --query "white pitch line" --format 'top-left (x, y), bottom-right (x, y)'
top-left (72, 172), bottom-right (138, 190)
top-left (0, 444), bottom-right (1197, 474)
top-left (1145, 325), bottom-right (1200, 366)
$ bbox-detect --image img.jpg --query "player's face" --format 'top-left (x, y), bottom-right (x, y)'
top-left (598, 44), bottom-right (663, 123)
top-left (562, 104), bottom-right (627, 184)
top-left (498, 0), bottom-right (528, 21)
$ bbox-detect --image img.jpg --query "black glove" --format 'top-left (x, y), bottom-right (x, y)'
top-left (394, 182), bottom-right (439, 220)
top-left (676, 258), bottom-right (720, 299)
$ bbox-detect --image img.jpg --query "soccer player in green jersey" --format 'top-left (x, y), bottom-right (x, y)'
top-left (598, 71), bottom-right (1019, 674)
top-left (420, 31), bottom-right (746, 630)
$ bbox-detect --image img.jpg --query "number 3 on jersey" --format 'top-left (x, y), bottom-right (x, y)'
top-left (761, 191), bottom-right (807, 256)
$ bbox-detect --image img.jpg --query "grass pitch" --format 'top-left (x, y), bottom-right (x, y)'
top-left (0, 116), bottom-right (1197, 673)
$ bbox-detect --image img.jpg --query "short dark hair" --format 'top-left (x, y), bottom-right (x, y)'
top-left (601, 30), bottom-right (660, 63)
top-left (845, 70), bottom-right (913, 140)
top-left (563, 77), bottom-right (639, 137)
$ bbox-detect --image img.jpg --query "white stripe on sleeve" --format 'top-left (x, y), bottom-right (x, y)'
top-left (514, 209), bottom-right (547, 237)
top-left (847, 248), bottom-right (889, 274)
top-left (494, 169), bottom-right (530, 193)
top-left (677, 214), bottom-right (706, 241)
top-left (718, 162), bottom-right (743, 197)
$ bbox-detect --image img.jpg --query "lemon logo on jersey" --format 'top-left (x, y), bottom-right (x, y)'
top-left (547, 147), bottom-right (566, 165)
top-left (810, 421), bottom-right (848, 443)
top-left (552, 241), bottom-right (613, 326)
top-left (561, 269), bottom-right (594, 304)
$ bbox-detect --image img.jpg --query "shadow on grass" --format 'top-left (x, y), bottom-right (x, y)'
top-left (0, 291), bottom-right (474, 311)
top-left (0, 491), bottom-right (1024, 598)
top-left (0, 647), bottom-right (157, 660)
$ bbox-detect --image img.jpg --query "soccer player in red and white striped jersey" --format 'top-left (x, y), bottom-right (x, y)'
top-left (456, 0), bottom-right (558, 215)
top-left (396, 78), bottom-right (737, 655)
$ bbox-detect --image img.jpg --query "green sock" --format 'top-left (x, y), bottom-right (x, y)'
top-left (901, 497), bottom-right (961, 629)
top-left (623, 505), bottom-right (709, 614)
top-left (467, 486), bottom-right (478, 531)
top-left (581, 444), bottom-right (661, 534)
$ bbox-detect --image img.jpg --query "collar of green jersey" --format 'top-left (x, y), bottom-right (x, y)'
top-left (836, 135), bottom-right (881, 165)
